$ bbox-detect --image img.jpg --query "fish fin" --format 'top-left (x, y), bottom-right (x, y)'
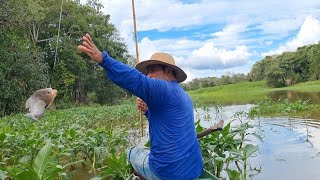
top-left (25, 113), bottom-right (39, 121)
top-left (29, 100), bottom-right (46, 118)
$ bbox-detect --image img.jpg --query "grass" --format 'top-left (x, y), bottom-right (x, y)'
top-left (188, 81), bottom-right (270, 106)
top-left (274, 80), bottom-right (320, 91)
top-left (188, 80), bottom-right (320, 106)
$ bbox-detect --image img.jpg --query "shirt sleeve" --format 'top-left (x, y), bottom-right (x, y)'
top-left (98, 51), bottom-right (167, 108)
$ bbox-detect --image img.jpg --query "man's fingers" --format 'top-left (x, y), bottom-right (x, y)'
top-left (78, 45), bottom-right (94, 55)
top-left (209, 123), bottom-right (217, 130)
top-left (78, 45), bottom-right (87, 52)
top-left (85, 33), bottom-right (93, 43)
top-left (83, 35), bottom-right (95, 48)
top-left (82, 41), bottom-right (92, 50)
top-left (217, 120), bottom-right (224, 128)
top-left (82, 37), bottom-right (91, 47)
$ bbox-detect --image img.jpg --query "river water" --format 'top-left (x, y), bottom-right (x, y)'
top-left (198, 91), bottom-right (320, 180)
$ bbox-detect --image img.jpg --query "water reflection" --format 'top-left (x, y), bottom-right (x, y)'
top-left (198, 105), bottom-right (320, 180)
top-left (268, 90), bottom-right (320, 104)
top-left (268, 90), bottom-right (320, 119)
top-left (252, 118), bottom-right (320, 180)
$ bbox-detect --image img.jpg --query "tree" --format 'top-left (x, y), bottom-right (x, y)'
top-left (0, 0), bottom-right (133, 116)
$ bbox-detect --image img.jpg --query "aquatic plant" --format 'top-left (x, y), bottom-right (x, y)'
top-left (196, 110), bottom-right (262, 180)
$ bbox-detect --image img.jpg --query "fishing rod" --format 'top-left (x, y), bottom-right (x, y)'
top-left (131, 0), bottom-right (144, 137)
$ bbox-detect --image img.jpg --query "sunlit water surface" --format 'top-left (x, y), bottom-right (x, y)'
top-left (198, 104), bottom-right (320, 180)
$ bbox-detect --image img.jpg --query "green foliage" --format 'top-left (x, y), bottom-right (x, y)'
top-left (0, 103), bottom-right (136, 179)
top-left (249, 98), bottom-right (319, 118)
top-left (101, 151), bottom-right (131, 179)
top-left (249, 43), bottom-right (320, 87)
top-left (4, 139), bottom-right (65, 180)
top-left (265, 59), bottom-right (286, 87)
top-left (0, 0), bottom-right (133, 116)
top-left (0, 30), bottom-right (50, 116)
top-left (181, 73), bottom-right (248, 91)
top-left (197, 110), bottom-right (261, 180)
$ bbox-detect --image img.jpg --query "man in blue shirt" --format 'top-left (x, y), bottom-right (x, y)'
top-left (78, 34), bottom-right (203, 179)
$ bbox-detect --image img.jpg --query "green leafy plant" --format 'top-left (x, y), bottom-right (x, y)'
top-left (4, 139), bottom-right (83, 180)
top-left (197, 110), bottom-right (262, 180)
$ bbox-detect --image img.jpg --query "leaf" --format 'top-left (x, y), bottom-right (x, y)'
top-left (251, 133), bottom-right (263, 142)
top-left (43, 165), bottom-right (63, 180)
top-left (221, 122), bottom-right (231, 136)
top-left (144, 140), bottom-right (150, 147)
top-left (16, 170), bottom-right (39, 180)
top-left (0, 132), bottom-right (6, 142)
top-left (62, 160), bottom-right (85, 169)
top-left (19, 155), bottom-right (32, 164)
top-left (4, 166), bottom-right (24, 177)
top-left (243, 144), bottom-right (258, 158)
top-left (33, 139), bottom-right (53, 179)
top-left (226, 168), bottom-right (241, 180)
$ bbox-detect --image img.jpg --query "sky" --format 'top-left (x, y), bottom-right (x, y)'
top-left (81, 0), bottom-right (320, 82)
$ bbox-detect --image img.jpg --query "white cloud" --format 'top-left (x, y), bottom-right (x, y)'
top-left (213, 24), bottom-right (247, 38)
top-left (79, 0), bottom-right (320, 80)
top-left (183, 61), bottom-right (255, 82)
top-left (262, 16), bottom-right (320, 56)
top-left (182, 42), bottom-right (251, 70)
top-left (257, 18), bottom-right (303, 37)
top-left (138, 37), bottom-right (204, 60)
top-left (210, 23), bottom-right (249, 48)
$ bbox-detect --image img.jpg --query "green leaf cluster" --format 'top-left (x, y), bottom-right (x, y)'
top-left (0, 103), bottom-right (136, 179)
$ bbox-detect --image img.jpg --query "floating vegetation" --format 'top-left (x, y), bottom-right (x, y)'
top-left (249, 98), bottom-right (319, 118)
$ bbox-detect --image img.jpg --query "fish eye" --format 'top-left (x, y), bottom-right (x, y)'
top-left (47, 91), bottom-right (50, 93)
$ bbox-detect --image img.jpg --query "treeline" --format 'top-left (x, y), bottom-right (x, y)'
top-left (0, 0), bottom-right (134, 116)
top-left (248, 43), bottom-right (320, 87)
top-left (183, 42), bottom-right (320, 91)
top-left (181, 73), bottom-right (248, 91)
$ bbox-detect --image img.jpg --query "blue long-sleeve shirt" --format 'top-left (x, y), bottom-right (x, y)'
top-left (99, 51), bottom-right (203, 179)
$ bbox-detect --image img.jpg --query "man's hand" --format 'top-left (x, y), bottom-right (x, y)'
top-left (78, 34), bottom-right (103, 63)
top-left (197, 120), bottom-right (224, 139)
top-left (208, 120), bottom-right (224, 130)
top-left (137, 98), bottom-right (148, 113)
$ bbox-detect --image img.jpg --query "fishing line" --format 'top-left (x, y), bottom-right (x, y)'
top-left (53, 0), bottom-right (64, 69)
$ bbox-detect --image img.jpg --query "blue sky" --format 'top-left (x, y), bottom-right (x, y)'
top-left (81, 0), bottom-right (320, 82)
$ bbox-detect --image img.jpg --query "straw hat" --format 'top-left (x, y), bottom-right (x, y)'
top-left (135, 52), bottom-right (187, 82)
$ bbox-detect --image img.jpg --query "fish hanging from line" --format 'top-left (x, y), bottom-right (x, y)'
top-left (25, 88), bottom-right (58, 121)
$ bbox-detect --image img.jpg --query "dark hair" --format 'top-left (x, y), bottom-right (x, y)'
top-left (163, 65), bottom-right (177, 78)
top-left (147, 64), bottom-right (177, 78)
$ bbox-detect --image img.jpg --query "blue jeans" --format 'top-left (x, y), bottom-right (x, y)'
top-left (127, 146), bottom-right (161, 180)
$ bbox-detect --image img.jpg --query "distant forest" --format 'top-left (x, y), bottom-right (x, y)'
top-left (1, 0), bottom-right (320, 117)
top-left (182, 42), bottom-right (320, 91)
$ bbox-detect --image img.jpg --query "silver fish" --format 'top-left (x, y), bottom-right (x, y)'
top-left (25, 88), bottom-right (58, 121)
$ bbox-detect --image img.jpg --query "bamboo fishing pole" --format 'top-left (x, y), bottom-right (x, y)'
top-left (131, 0), bottom-right (144, 137)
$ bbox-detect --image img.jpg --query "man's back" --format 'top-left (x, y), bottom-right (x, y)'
top-left (146, 81), bottom-right (203, 179)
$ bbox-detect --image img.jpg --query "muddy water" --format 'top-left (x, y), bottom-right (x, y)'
top-left (268, 90), bottom-right (320, 105)
top-left (197, 104), bottom-right (320, 180)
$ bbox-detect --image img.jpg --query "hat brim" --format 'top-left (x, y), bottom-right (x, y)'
top-left (135, 60), bottom-right (187, 83)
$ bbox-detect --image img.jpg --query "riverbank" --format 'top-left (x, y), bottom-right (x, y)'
top-left (188, 80), bottom-right (320, 106)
